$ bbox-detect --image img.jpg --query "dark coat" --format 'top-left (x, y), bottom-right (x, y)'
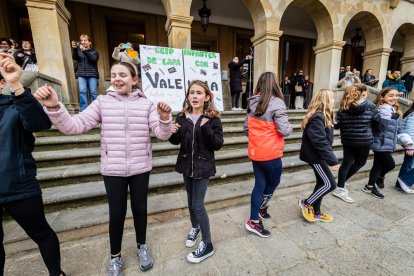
top-left (169, 113), bottom-right (223, 178)
top-left (228, 58), bottom-right (248, 94)
top-left (0, 89), bottom-right (51, 204)
top-left (72, 47), bottom-right (99, 78)
top-left (362, 74), bottom-right (377, 86)
top-left (335, 101), bottom-right (381, 146)
top-left (13, 49), bottom-right (37, 68)
top-left (371, 105), bottom-right (400, 152)
top-left (402, 72), bottom-right (413, 92)
top-left (300, 112), bottom-right (338, 166)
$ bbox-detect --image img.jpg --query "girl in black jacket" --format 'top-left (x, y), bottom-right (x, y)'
top-left (298, 89), bottom-right (339, 223)
top-left (169, 80), bottom-right (223, 263)
top-left (0, 54), bottom-right (65, 275)
top-left (333, 84), bottom-right (381, 203)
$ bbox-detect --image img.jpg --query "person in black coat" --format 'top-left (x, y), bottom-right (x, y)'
top-left (169, 80), bottom-right (223, 263)
top-left (228, 55), bottom-right (251, 110)
top-left (402, 71), bottom-right (414, 93)
top-left (361, 69), bottom-right (379, 87)
top-left (71, 34), bottom-right (99, 111)
top-left (0, 53), bottom-right (65, 276)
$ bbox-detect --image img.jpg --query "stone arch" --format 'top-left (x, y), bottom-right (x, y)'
top-left (278, 0), bottom-right (334, 45)
top-left (391, 23), bottom-right (414, 74)
top-left (341, 11), bottom-right (385, 52)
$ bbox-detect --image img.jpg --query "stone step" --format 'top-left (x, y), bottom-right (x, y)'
top-left (36, 140), bottom-right (356, 187)
top-left (33, 111), bottom-right (307, 138)
top-left (33, 123), bottom-right (311, 152)
top-left (32, 133), bottom-right (344, 168)
top-left (3, 154), bottom-right (404, 254)
top-left (35, 145), bottom-right (403, 210)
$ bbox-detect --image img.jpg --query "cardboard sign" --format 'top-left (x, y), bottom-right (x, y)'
top-left (183, 49), bottom-right (223, 111)
top-left (139, 45), bottom-right (186, 111)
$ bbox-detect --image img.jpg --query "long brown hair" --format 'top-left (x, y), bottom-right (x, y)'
top-left (301, 89), bottom-right (334, 129)
top-left (252, 72), bottom-right (284, 116)
top-left (339, 83), bottom-right (367, 111)
top-left (374, 87), bottom-right (400, 114)
top-left (179, 80), bottom-right (220, 118)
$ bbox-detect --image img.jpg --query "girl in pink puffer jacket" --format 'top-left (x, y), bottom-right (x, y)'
top-left (35, 62), bottom-right (172, 274)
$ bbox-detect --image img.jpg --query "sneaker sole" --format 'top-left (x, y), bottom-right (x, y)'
top-left (332, 192), bottom-right (354, 203)
top-left (245, 223), bottom-right (271, 238)
top-left (397, 178), bottom-right (412, 193)
top-left (187, 250), bottom-right (214, 263)
top-left (139, 260), bottom-right (154, 271)
top-left (315, 217), bottom-right (333, 223)
top-left (186, 240), bottom-right (197, 248)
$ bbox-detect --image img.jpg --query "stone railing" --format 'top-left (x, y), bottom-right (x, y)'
top-left (332, 86), bottom-right (413, 113)
top-left (2, 71), bottom-right (64, 102)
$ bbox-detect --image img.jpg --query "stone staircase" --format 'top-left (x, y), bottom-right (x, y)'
top-left (3, 110), bottom-right (404, 254)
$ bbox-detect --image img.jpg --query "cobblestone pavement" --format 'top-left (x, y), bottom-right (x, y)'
top-left (5, 170), bottom-right (414, 276)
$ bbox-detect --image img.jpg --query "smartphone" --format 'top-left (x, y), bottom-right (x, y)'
top-left (121, 43), bottom-right (131, 49)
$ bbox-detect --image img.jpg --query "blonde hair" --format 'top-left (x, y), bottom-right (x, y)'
top-left (80, 34), bottom-right (91, 42)
top-left (179, 80), bottom-right (220, 118)
top-left (301, 89), bottom-right (334, 129)
top-left (339, 83), bottom-right (367, 111)
top-left (374, 87), bottom-right (401, 115)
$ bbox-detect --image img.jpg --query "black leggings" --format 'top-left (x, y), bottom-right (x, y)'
top-left (0, 195), bottom-right (62, 276)
top-left (103, 172), bottom-right (150, 255)
top-left (306, 162), bottom-right (337, 215)
top-left (337, 145), bottom-right (370, 188)
top-left (368, 151), bottom-right (395, 186)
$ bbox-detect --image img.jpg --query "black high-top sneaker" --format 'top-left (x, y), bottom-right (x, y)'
top-left (186, 240), bottom-right (214, 263)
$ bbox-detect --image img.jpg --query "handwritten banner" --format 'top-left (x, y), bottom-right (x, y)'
top-left (140, 45), bottom-right (223, 111)
top-left (139, 45), bottom-right (186, 111)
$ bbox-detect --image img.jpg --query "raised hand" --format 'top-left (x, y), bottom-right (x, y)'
top-left (172, 123), bottom-right (181, 134)
top-left (157, 102), bottom-right (172, 121)
top-left (34, 84), bottom-right (59, 107)
top-left (0, 53), bottom-right (22, 87)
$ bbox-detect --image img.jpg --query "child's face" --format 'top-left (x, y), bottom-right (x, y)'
top-left (382, 89), bottom-right (398, 106)
top-left (187, 84), bottom-right (210, 111)
top-left (22, 41), bottom-right (32, 51)
top-left (110, 64), bottom-right (138, 94)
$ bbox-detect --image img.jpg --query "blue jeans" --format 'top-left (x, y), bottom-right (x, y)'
top-left (250, 158), bottom-right (282, 220)
top-left (398, 153), bottom-right (414, 187)
top-left (78, 77), bottom-right (98, 111)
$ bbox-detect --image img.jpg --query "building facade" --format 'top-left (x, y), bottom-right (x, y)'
top-left (1, 0), bottom-right (414, 110)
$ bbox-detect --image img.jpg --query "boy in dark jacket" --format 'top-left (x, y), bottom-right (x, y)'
top-left (0, 53), bottom-right (65, 275)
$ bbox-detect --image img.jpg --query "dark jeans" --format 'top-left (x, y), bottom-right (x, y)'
top-left (0, 195), bottom-right (62, 276)
top-left (250, 158), bottom-right (282, 220)
top-left (183, 176), bottom-right (211, 244)
top-left (289, 92), bottom-right (296, 109)
top-left (231, 92), bottom-right (241, 108)
top-left (305, 162), bottom-right (337, 215)
top-left (103, 172), bottom-right (150, 255)
top-left (337, 145), bottom-right (370, 188)
top-left (368, 151), bottom-right (395, 186)
top-left (398, 153), bottom-right (414, 187)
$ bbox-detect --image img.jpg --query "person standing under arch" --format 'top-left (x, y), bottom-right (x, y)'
top-left (228, 55), bottom-right (251, 110)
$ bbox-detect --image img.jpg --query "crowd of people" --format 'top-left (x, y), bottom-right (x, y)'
top-left (0, 37), bottom-right (38, 71)
top-left (2, 39), bottom-right (414, 275)
top-left (282, 70), bottom-right (313, 110)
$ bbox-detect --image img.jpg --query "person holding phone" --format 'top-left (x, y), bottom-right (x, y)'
top-left (112, 42), bottom-right (140, 74)
top-left (71, 34), bottom-right (99, 111)
top-left (337, 71), bottom-right (361, 88)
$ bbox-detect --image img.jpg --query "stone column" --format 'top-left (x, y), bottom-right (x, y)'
top-left (362, 48), bottom-right (392, 88)
top-left (313, 40), bottom-right (345, 92)
top-left (251, 30), bottom-right (283, 89)
top-left (26, 0), bottom-right (78, 111)
top-left (401, 57), bottom-right (414, 74)
top-left (165, 14), bottom-right (193, 49)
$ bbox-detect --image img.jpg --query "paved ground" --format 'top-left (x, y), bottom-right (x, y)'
top-left (5, 170), bottom-right (414, 276)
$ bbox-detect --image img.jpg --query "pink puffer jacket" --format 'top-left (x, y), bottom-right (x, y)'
top-left (44, 89), bottom-right (172, 176)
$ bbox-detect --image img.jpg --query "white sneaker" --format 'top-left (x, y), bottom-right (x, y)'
top-left (231, 107), bottom-right (237, 111)
top-left (332, 188), bottom-right (354, 203)
top-left (407, 188), bottom-right (414, 194)
top-left (397, 178), bottom-right (412, 193)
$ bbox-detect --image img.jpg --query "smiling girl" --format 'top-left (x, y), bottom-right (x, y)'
top-left (365, 88), bottom-right (407, 198)
top-left (34, 61), bottom-right (172, 275)
top-left (169, 80), bottom-right (223, 263)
